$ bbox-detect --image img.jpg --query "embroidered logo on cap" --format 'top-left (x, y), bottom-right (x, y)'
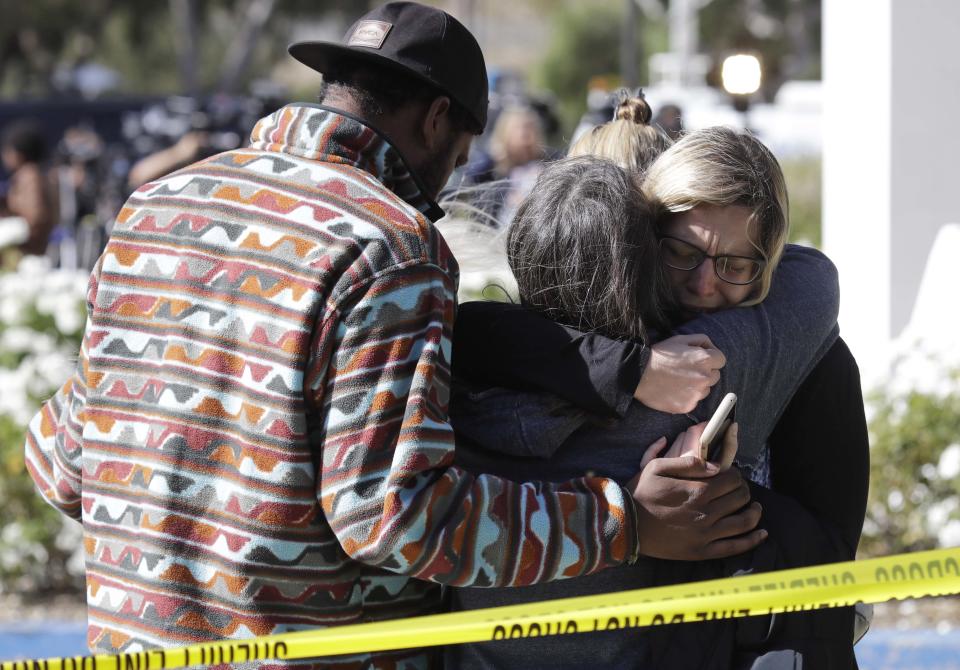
top-left (347, 20), bottom-right (393, 49)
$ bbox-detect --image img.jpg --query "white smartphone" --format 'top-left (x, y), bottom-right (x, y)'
top-left (699, 392), bottom-right (737, 461)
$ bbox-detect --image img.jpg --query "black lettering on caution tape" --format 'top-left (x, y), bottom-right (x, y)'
top-left (876, 557), bottom-right (960, 583)
top-left (184, 641), bottom-right (288, 664)
top-left (492, 620), bottom-right (580, 640)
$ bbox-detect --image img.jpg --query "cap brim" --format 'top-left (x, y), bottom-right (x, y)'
top-left (288, 40), bottom-right (485, 130)
top-left (289, 41), bottom-right (436, 88)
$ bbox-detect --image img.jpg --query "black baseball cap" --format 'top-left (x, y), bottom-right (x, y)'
top-left (289, 2), bottom-right (489, 130)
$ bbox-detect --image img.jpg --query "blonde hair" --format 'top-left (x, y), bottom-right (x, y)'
top-left (489, 106), bottom-right (545, 174)
top-left (642, 126), bottom-right (789, 305)
top-left (567, 93), bottom-right (673, 174)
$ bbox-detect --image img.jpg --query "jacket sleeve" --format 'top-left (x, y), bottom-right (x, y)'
top-left (455, 246), bottom-right (840, 468)
top-left (22, 271), bottom-right (101, 521)
top-left (308, 263), bottom-right (639, 587)
top-left (675, 244), bottom-right (841, 461)
top-left (767, 337), bottom-right (869, 557)
top-left (453, 301), bottom-right (645, 419)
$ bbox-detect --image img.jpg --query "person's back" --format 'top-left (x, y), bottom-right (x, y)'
top-left (27, 103), bottom-right (453, 661)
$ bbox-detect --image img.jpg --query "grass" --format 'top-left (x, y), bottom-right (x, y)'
top-left (781, 155), bottom-right (822, 248)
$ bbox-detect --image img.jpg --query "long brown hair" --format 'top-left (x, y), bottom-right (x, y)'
top-left (507, 156), bottom-right (670, 340)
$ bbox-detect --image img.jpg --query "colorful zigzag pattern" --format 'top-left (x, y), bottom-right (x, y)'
top-left (24, 105), bottom-right (638, 668)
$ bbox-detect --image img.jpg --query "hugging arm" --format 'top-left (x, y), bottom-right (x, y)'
top-left (454, 303), bottom-right (725, 418)
top-left (312, 264), bottom-right (644, 586)
top-left (673, 245), bottom-right (841, 455)
top-left (455, 245), bottom-right (840, 452)
top-left (452, 302), bottom-right (647, 418)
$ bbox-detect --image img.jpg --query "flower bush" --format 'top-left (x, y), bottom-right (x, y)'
top-left (860, 344), bottom-right (960, 558)
top-left (0, 257), bottom-right (88, 594)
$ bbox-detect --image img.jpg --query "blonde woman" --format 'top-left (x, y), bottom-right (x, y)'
top-left (462, 106), bottom-right (547, 226)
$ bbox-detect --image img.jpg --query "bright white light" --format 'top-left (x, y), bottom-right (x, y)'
top-left (939, 444), bottom-right (960, 479)
top-left (722, 54), bottom-right (762, 96)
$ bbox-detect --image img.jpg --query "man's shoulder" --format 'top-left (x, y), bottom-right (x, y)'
top-left (233, 148), bottom-right (440, 263)
top-left (132, 148), bottom-right (451, 278)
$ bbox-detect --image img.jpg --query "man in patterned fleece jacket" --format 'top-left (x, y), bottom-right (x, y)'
top-left (22, 3), bottom-right (764, 667)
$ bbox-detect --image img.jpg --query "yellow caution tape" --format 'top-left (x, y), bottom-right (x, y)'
top-left (3, 547), bottom-right (960, 669)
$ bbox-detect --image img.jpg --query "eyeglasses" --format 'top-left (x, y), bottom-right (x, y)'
top-left (658, 235), bottom-right (766, 286)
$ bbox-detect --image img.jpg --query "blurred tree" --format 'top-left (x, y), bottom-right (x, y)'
top-left (0, 0), bottom-right (165, 96)
top-left (781, 156), bottom-right (821, 247)
top-left (534, 1), bottom-right (666, 136)
top-left (0, 0), bottom-right (359, 98)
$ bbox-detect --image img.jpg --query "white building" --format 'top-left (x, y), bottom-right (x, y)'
top-left (823, 0), bottom-right (960, 386)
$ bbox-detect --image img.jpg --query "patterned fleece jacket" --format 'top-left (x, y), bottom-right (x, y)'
top-left (23, 104), bottom-right (640, 668)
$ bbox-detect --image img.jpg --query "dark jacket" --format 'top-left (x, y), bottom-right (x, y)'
top-left (447, 245), bottom-right (866, 669)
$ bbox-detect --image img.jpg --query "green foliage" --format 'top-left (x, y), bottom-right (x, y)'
top-left (95, 8), bottom-right (180, 95)
top-left (0, 414), bottom-right (82, 593)
top-left (781, 156), bottom-right (821, 247)
top-left (0, 0), bottom-right (359, 97)
top-left (861, 374), bottom-right (960, 558)
top-left (534, 2), bottom-right (663, 136)
top-left (0, 262), bottom-right (88, 595)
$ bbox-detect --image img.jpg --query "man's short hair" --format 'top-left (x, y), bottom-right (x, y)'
top-left (319, 60), bottom-right (482, 135)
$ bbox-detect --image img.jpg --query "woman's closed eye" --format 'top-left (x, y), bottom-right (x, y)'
top-left (662, 239), bottom-right (702, 265)
top-left (717, 256), bottom-right (760, 279)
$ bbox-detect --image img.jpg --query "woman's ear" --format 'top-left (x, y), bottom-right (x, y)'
top-left (421, 96), bottom-right (452, 151)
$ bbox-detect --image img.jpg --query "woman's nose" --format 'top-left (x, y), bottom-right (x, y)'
top-left (689, 259), bottom-right (718, 295)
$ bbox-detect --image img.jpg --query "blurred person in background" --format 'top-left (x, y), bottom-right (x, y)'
top-left (653, 102), bottom-right (684, 140)
top-left (462, 105), bottom-right (548, 226)
top-left (451, 110), bottom-right (867, 668)
top-left (56, 125), bottom-right (105, 224)
top-left (126, 96), bottom-right (257, 189)
top-left (1, 120), bottom-right (55, 257)
top-left (47, 124), bottom-right (111, 270)
top-left (126, 130), bottom-right (211, 189)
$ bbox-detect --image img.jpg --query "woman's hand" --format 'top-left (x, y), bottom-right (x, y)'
top-left (638, 424), bottom-right (703, 467)
top-left (640, 421), bottom-right (739, 470)
top-left (634, 334), bottom-right (726, 414)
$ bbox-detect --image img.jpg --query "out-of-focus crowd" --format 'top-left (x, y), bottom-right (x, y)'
top-left (0, 77), bottom-right (686, 269)
top-left (449, 75), bottom-right (684, 229)
top-left (0, 94), bottom-right (278, 270)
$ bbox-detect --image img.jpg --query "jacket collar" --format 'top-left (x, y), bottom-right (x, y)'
top-left (249, 103), bottom-right (445, 222)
